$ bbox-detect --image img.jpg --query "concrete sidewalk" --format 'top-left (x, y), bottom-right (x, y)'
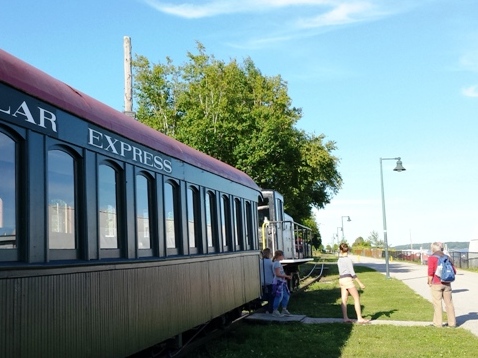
top-left (354, 255), bottom-right (478, 337)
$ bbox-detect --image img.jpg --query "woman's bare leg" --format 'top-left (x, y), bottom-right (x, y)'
top-left (341, 287), bottom-right (352, 322)
top-left (348, 287), bottom-right (368, 322)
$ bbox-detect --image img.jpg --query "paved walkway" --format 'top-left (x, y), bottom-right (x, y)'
top-left (247, 256), bottom-right (478, 337)
top-left (247, 314), bottom-right (433, 327)
top-left (355, 255), bottom-right (478, 337)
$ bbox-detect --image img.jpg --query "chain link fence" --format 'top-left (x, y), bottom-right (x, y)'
top-left (352, 248), bottom-right (478, 269)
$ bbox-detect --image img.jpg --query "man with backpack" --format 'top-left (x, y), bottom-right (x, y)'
top-left (427, 242), bottom-right (457, 328)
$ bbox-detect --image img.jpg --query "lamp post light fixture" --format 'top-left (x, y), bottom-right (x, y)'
top-left (336, 227), bottom-right (342, 246)
top-left (380, 157), bottom-right (406, 279)
top-left (341, 216), bottom-right (351, 241)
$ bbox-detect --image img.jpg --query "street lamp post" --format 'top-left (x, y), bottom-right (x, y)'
top-left (380, 157), bottom-right (406, 279)
top-left (341, 216), bottom-right (351, 241)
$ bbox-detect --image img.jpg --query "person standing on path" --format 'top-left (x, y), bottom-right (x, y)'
top-left (259, 248), bottom-right (275, 314)
top-left (337, 243), bottom-right (369, 324)
top-left (271, 250), bottom-right (292, 317)
top-left (427, 242), bottom-right (456, 328)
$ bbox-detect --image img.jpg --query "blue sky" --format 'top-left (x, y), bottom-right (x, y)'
top-left (2, 0), bottom-right (477, 248)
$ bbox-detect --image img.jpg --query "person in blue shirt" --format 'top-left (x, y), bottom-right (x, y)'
top-left (337, 243), bottom-right (369, 324)
top-left (259, 248), bottom-right (275, 314)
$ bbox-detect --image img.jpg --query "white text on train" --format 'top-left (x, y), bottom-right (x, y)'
top-left (88, 128), bottom-right (173, 173)
top-left (0, 100), bottom-right (57, 133)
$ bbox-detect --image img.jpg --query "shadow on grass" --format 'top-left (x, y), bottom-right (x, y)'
top-left (292, 265), bottom-right (431, 322)
top-left (290, 265), bottom-right (377, 319)
top-left (369, 309), bottom-right (398, 320)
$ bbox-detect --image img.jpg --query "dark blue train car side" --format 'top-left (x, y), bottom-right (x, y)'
top-left (0, 49), bottom-right (262, 358)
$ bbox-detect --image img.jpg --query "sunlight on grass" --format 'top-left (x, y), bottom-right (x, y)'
top-left (194, 323), bottom-right (478, 358)
top-left (191, 257), bottom-right (478, 357)
top-left (294, 261), bottom-right (432, 321)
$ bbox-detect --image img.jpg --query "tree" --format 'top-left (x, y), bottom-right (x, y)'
top-left (368, 231), bottom-right (384, 248)
top-left (132, 43), bottom-right (342, 223)
top-left (353, 236), bottom-right (365, 246)
top-left (311, 235), bottom-right (322, 250)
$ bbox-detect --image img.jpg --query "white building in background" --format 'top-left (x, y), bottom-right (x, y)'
top-left (470, 239), bottom-right (478, 253)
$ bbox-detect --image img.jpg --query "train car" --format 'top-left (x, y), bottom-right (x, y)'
top-left (0, 49), bottom-right (263, 358)
top-left (258, 190), bottom-right (313, 290)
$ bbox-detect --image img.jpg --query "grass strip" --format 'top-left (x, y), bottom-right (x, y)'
top-left (190, 258), bottom-right (478, 357)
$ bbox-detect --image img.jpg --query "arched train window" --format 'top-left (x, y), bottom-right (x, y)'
top-left (205, 191), bottom-right (216, 250)
top-left (0, 132), bottom-right (16, 251)
top-left (245, 201), bottom-right (253, 249)
top-left (221, 195), bottom-right (232, 251)
top-left (234, 198), bottom-right (243, 250)
top-left (164, 181), bottom-right (179, 252)
top-left (98, 164), bottom-right (119, 250)
top-left (136, 174), bottom-right (151, 250)
top-left (187, 186), bottom-right (199, 251)
top-left (48, 149), bottom-right (76, 251)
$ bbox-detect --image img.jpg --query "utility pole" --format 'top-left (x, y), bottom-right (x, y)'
top-left (123, 36), bottom-right (135, 119)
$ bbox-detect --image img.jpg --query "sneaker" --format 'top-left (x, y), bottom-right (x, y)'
top-left (282, 309), bottom-right (292, 316)
top-left (272, 310), bottom-right (282, 317)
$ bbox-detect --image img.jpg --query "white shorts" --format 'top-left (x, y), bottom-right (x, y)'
top-left (339, 277), bottom-right (355, 289)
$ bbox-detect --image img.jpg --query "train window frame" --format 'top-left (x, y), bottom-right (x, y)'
top-left (164, 178), bottom-right (180, 256)
top-left (187, 185), bottom-right (201, 255)
top-left (205, 189), bottom-right (218, 253)
top-left (0, 127), bottom-right (23, 262)
top-left (47, 143), bottom-right (82, 261)
top-left (234, 198), bottom-right (243, 251)
top-left (258, 196), bottom-right (269, 207)
top-left (276, 198), bottom-right (284, 222)
top-left (135, 170), bottom-right (154, 257)
top-left (245, 201), bottom-right (254, 250)
top-left (98, 159), bottom-right (124, 259)
top-left (220, 194), bottom-right (233, 252)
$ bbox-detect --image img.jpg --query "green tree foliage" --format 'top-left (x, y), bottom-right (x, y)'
top-left (302, 217), bottom-right (322, 250)
top-left (368, 230), bottom-right (384, 248)
top-left (132, 42), bottom-right (342, 222)
top-left (352, 236), bottom-right (371, 249)
top-left (353, 236), bottom-right (365, 246)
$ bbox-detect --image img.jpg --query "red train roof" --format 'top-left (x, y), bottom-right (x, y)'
top-left (0, 49), bottom-right (260, 191)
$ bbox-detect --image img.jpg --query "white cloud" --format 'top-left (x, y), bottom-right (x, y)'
top-left (297, 1), bottom-right (379, 28)
top-left (462, 85), bottom-right (478, 98)
top-left (143, 0), bottom-right (240, 18)
top-left (459, 51), bottom-right (478, 73)
top-left (143, 0), bottom-right (393, 23)
top-left (142, 0), bottom-right (422, 48)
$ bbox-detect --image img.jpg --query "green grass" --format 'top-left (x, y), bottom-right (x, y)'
top-left (188, 257), bottom-right (478, 357)
top-left (191, 324), bottom-right (477, 357)
top-left (295, 264), bottom-right (431, 321)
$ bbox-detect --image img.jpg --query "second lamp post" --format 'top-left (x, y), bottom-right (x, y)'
top-left (341, 215), bottom-right (351, 242)
top-left (380, 157), bottom-right (406, 279)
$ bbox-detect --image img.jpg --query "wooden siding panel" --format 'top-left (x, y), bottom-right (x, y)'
top-left (208, 258), bottom-right (231, 318)
top-left (0, 253), bottom-right (261, 358)
top-left (0, 280), bottom-right (14, 358)
top-left (242, 254), bottom-right (261, 301)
